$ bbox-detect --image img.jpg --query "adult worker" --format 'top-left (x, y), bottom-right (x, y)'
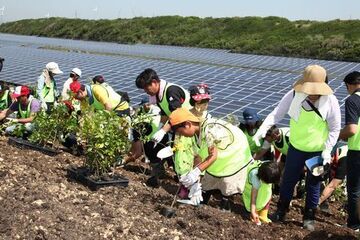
top-left (135, 68), bottom-right (191, 143)
top-left (37, 62), bottom-right (63, 112)
top-left (69, 80), bottom-right (130, 117)
top-left (0, 83), bottom-right (12, 111)
top-left (62, 68), bottom-right (82, 100)
top-left (0, 86), bottom-right (41, 135)
top-left (169, 107), bottom-right (253, 210)
top-left (339, 71), bottom-right (360, 230)
top-left (253, 65), bottom-right (341, 231)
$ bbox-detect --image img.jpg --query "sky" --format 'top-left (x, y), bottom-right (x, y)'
top-left (0, 0), bottom-right (360, 23)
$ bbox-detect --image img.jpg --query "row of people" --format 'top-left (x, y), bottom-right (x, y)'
top-left (0, 63), bottom-right (359, 232)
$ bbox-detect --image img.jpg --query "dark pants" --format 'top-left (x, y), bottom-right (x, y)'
top-left (279, 144), bottom-right (322, 209)
top-left (143, 134), bottom-right (170, 164)
top-left (46, 102), bottom-right (54, 114)
top-left (346, 150), bottom-right (360, 229)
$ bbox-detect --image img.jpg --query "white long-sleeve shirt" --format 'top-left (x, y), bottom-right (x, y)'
top-left (259, 90), bottom-right (341, 151)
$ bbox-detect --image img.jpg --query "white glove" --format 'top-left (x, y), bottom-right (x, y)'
top-left (321, 148), bottom-right (332, 165)
top-left (180, 167), bottom-right (201, 188)
top-left (188, 182), bottom-right (203, 206)
top-left (252, 130), bottom-right (266, 147)
top-left (152, 128), bottom-right (166, 143)
top-left (41, 101), bottom-right (48, 111)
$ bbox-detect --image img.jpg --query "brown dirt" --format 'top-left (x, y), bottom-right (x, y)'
top-left (0, 137), bottom-right (357, 240)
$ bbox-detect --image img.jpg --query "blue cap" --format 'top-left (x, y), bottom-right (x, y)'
top-left (243, 108), bottom-right (260, 124)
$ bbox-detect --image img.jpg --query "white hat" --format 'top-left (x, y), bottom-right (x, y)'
top-left (71, 68), bottom-right (82, 77)
top-left (46, 62), bottom-right (63, 75)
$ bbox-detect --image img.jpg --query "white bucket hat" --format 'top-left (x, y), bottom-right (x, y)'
top-left (71, 68), bottom-right (82, 77)
top-left (46, 62), bottom-right (63, 75)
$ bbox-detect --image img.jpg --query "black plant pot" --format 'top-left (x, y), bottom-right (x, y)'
top-left (8, 137), bottom-right (59, 156)
top-left (67, 166), bottom-right (129, 191)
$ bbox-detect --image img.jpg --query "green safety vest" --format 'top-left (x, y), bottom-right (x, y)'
top-left (348, 92), bottom-right (360, 151)
top-left (198, 118), bottom-right (252, 177)
top-left (18, 99), bottom-right (33, 119)
top-left (90, 84), bottom-right (127, 111)
top-left (158, 82), bottom-right (191, 116)
top-left (42, 80), bottom-right (55, 103)
top-left (244, 129), bottom-right (263, 154)
top-left (0, 90), bottom-right (9, 110)
top-left (242, 160), bottom-right (272, 211)
top-left (273, 127), bottom-right (290, 155)
top-left (174, 135), bottom-right (197, 175)
top-left (290, 107), bottom-right (329, 152)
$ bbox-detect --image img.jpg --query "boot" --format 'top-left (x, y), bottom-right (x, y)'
top-left (303, 208), bottom-right (316, 231)
top-left (258, 209), bottom-right (272, 223)
top-left (201, 190), bottom-right (213, 205)
top-left (145, 176), bottom-right (160, 188)
top-left (220, 196), bottom-right (234, 212)
top-left (270, 199), bottom-right (290, 222)
top-left (150, 162), bottom-right (166, 179)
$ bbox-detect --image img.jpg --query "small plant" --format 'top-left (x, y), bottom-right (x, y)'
top-left (130, 107), bottom-right (154, 143)
top-left (29, 103), bottom-right (78, 148)
top-left (78, 108), bottom-right (131, 177)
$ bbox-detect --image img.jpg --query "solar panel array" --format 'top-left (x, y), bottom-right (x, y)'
top-left (0, 33), bottom-right (357, 125)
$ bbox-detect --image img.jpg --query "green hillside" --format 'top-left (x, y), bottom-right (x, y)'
top-left (1, 16), bottom-right (360, 62)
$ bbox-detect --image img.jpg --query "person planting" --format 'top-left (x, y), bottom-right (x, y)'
top-left (242, 160), bottom-right (280, 224)
top-left (69, 79), bottom-right (130, 117)
top-left (169, 107), bottom-right (253, 210)
top-left (0, 86), bottom-right (41, 135)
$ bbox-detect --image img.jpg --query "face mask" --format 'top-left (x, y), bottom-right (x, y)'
top-left (194, 102), bottom-right (208, 113)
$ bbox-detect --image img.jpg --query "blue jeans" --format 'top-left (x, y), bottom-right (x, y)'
top-left (279, 144), bottom-right (322, 209)
top-left (346, 150), bottom-right (360, 229)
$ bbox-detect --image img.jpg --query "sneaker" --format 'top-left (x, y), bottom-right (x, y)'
top-left (303, 219), bottom-right (315, 231)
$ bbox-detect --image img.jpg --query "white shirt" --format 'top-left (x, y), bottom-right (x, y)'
top-left (259, 90), bottom-right (341, 150)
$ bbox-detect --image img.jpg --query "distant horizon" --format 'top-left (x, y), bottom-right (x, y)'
top-left (0, 0), bottom-right (359, 23)
top-left (2, 15), bottom-right (358, 24)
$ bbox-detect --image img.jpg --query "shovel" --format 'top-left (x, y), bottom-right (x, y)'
top-left (156, 146), bottom-right (174, 159)
top-left (157, 145), bottom-right (179, 217)
top-left (160, 184), bottom-right (181, 218)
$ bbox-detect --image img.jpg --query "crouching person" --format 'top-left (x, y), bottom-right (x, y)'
top-left (0, 86), bottom-right (40, 136)
top-left (169, 107), bottom-right (253, 211)
top-left (243, 160), bottom-right (280, 224)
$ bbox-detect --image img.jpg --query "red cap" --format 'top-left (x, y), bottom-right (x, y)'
top-left (70, 81), bottom-right (81, 94)
top-left (11, 86), bottom-right (30, 98)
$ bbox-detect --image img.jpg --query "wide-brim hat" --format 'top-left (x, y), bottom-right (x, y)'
top-left (293, 65), bottom-right (333, 95)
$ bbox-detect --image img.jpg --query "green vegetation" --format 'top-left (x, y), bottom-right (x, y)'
top-left (78, 108), bottom-right (130, 177)
top-left (1, 16), bottom-right (360, 61)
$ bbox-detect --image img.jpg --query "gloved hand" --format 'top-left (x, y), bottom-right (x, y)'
top-left (152, 128), bottom-right (166, 143)
top-left (180, 167), bottom-right (201, 188)
top-left (41, 101), bottom-right (48, 111)
top-left (188, 182), bottom-right (203, 206)
top-left (321, 148), bottom-right (332, 165)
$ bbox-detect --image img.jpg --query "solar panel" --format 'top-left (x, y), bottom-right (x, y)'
top-left (0, 33), bottom-right (355, 126)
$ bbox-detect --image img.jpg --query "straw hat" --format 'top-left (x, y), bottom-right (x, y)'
top-left (293, 65), bottom-right (333, 95)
